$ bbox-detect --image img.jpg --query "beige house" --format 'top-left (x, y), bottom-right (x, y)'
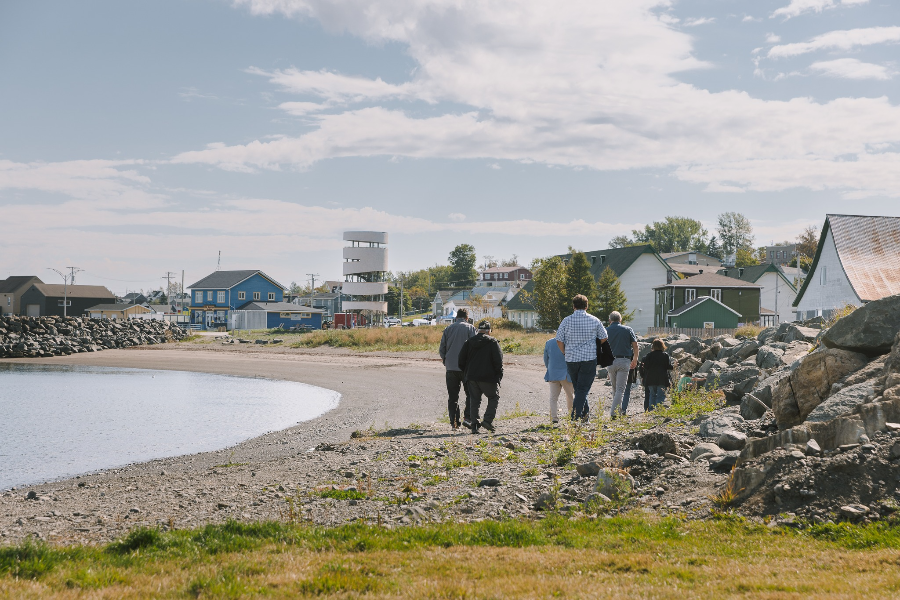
top-left (84, 303), bottom-right (152, 320)
top-left (0, 276), bottom-right (43, 315)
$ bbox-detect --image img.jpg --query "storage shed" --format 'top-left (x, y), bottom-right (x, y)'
top-left (236, 301), bottom-right (324, 329)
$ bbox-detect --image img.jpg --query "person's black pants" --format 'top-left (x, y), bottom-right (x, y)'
top-left (467, 380), bottom-right (500, 427)
top-left (446, 370), bottom-right (471, 427)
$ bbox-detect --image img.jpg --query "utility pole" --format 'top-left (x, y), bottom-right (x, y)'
top-left (162, 272), bottom-right (176, 305)
top-left (47, 266), bottom-right (82, 318)
top-left (306, 273), bottom-right (320, 308)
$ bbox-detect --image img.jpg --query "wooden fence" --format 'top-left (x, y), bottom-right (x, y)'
top-left (646, 327), bottom-right (737, 339)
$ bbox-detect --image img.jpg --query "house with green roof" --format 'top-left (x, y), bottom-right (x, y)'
top-left (716, 263), bottom-right (797, 324)
top-left (505, 244), bottom-right (671, 333)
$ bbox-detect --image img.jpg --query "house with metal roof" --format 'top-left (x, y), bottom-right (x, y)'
top-left (506, 245), bottom-right (671, 333)
top-left (20, 283), bottom-right (116, 318)
top-left (653, 272), bottom-right (763, 328)
top-left (0, 276), bottom-right (43, 316)
top-left (717, 263), bottom-right (797, 324)
top-left (793, 215), bottom-right (900, 321)
top-left (188, 270), bottom-right (286, 330)
top-left (235, 301), bottom-right (324, 330)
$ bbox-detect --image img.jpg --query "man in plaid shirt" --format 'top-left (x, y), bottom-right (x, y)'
top-left (556, 294), bottom-right (608, 421)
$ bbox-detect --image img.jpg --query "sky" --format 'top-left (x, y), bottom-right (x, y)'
top-left (1, 0), bottom-right (898, 294)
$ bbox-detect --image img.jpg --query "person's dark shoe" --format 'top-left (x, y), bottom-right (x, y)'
top-left (469, 420), bottom-right (480, 433)
top-left (462, 418), bottom-right (473, 429)
top-left (480, 421), bottom-right (495, 433)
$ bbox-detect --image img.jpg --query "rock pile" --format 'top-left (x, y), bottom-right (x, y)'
top-left (0, 315), bottom-right (187, 358)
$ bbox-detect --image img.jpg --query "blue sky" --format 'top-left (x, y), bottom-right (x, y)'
top-left (1, 0), bottom-right (898, 293)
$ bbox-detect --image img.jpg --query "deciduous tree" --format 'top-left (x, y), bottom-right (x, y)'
top-left (529, 256), bottom-right (568, 330)
top-left (717, 212), bottom-right (754, 257)
top-left (796, 225), bottom-right (819, 259)
top-left (448, 244), bottom-right (477, 287)
top-left (630, 216), bottom-right (709, 253)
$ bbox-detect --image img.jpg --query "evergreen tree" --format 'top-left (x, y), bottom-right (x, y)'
top-left (706, 236), bottom-right (722, 259)
top-left (564, 249), bottom-right (598, 309)
top-left (593, 266), bottom-right (634, 324)
top-left (529, 256), bottom-right (568, 330)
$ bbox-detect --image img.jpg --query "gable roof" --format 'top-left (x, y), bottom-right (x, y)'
top-left (238, 301), bottom-right (325, 313)
top-left (0, 276), bottom-right (43, 294)
top-left (480, 265), bottom-right (527, 273)
top-left (654, 272), bottom-right (761, 289)
top-left (84, 303), bottom-right (150, 312)
top-left (717, 263), bottom-right (797, 292)
top-left (28, 283), bottom-right (116, 299)
top-left (188, 270), bottom-right (286, 291)
top-left (793, 215), bottom-right (900, 307)
top-left (433, 290), bottom-right (454, 303)
top-left (667, 295), bottom-right (742, 317)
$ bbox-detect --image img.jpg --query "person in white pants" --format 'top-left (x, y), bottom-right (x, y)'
top-left (544, 336), bottom-right (574, 423)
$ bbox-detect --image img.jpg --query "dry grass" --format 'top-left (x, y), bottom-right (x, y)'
top-left (825, 303), bottom-right (858, 329)
top-left (3, 516), bottom-right (900, 598)
top-left (733, 324), bottom-right (763, 338)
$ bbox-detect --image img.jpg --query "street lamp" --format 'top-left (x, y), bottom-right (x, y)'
top-left (47, 267), bottom-right (81, 318)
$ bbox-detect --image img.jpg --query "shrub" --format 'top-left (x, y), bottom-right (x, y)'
top-left (734, 324), bottom-right (763, 338)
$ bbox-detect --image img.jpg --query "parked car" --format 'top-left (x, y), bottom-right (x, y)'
top-left (384, 317), bottom-right (401, 327)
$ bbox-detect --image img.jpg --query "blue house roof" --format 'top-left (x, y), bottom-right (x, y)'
top-left (188, 270), bottom-right (286, 290)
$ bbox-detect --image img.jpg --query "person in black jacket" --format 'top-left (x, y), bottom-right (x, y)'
top-left (641, 338), bottom-right (674, 410)
top-left (457, 320), bottom-right (504, 433)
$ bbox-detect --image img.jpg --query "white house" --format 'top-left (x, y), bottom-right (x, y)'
top-left (505, 245), bottom-right (671, 333)
top-left (442, 287), bottom-right (511, 320)
top-left (717, 263), bottom-right (797, 324)
top-left (794, 214), bottom-right (900, 320)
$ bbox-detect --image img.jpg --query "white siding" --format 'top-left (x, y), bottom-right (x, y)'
top-left (795, 226), bottom-right (861, 317)
top-left (617, 253), bottom-right (671, 334)
top-left (757, 272), bottom-right (798, 323)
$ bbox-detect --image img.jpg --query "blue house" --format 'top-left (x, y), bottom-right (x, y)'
top-left (188, 270), bottom-right (286, 329)
top-left (237, 301), bottom-right (325, 329)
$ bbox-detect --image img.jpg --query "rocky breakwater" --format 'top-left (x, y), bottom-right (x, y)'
top-left (0, 315), bottom-right (187, 358)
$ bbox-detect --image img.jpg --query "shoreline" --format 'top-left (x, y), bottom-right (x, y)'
top-left (0, 344), bottom-right (555, 544)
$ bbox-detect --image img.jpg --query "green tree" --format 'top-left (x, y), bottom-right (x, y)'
top-left (386, 286), bottom-right (411, 316)
top-left (593, 266), bottom-right (634, 324)
top-left (706, 235), bottom-right (722, 259)
top-left (448, 244), bottom-right (477, 287)
top-left (735, 247), bottom-right (759, 268)
top-left (795, 225), bottom-right (819, 259)
top-left (789, 255), bottom-right (813, 272)
top-left (717, 212), bottom-right (754, 257)
top-left (565, 249), bottom-right (598, 309)
top-left (529, 256), bottom-right (568, 330)
top-left (499, 254), bottom-right (520, 267)
top-left (608, 235), bottom-right (636, 248)
top-left (631, 216), bottom-right (709, 253)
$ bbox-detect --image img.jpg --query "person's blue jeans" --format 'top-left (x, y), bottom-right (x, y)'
top-left (646, 385), bottom-right (667, 410)
top-left (566, 360), bottom-right (596, 419)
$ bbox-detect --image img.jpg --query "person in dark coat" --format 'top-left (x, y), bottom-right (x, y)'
top-left (457, 320), bottom-right (504, 433)
top-left (641, 338), bottom-right (674, 410)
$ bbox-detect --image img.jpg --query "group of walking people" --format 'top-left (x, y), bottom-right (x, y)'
top-left (438, 296), bottom-right (676, 433)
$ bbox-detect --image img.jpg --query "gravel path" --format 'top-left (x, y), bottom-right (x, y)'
top-left (0, 344), bottom-right (651, 544)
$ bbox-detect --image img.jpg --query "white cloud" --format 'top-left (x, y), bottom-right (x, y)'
top-left (766, 33), bottom-right (781, 43)
top-left (447, 212), bottom-right (466, 222)
top-left (810, 58), bottom-right (892, 80)
top-left (170, 0), bottom-right (900, 199)
top-left (278, 101), bottom-right (326, 116)
top-left (772, 0), bottom-right (869, 20)
top-left (683, 17), bottom-right (715, 27)
top-left (768, 26), bottom-right (900, 58)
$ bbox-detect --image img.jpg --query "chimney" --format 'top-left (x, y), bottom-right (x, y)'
top-left (722, 270), bottom-right (728, 277)
top-left (666, 270), bottom-right (674, 284)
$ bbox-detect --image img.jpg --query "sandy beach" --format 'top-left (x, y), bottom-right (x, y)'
top-left (1, 343), bottom-right (583, 544)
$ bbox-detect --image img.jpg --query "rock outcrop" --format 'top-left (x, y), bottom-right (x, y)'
top-left (822, 294), bottom-right (900, 356)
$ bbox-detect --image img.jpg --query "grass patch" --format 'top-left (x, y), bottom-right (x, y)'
top-left (653, 384), bottom-right (725, 422)
top-left (498, 401), bottom-right (539, 420)
top-left (317, 489), bottom-right (368, 501)
top-left (734, 324), bottom-right (763, 338)
top-left (6, 515), bottom-right (900, 597)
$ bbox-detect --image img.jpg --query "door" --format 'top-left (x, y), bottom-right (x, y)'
top-left (26, 304), bottom-right (40, 317)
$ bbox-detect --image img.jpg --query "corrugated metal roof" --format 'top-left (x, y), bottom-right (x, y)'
top-left (829, 215), bottom-right (900, 302)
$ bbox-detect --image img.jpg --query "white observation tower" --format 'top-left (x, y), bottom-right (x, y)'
top-left (342, 231), bottom-right (388, 325)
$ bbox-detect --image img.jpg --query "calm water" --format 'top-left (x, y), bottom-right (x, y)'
top-left (0, 364), bottom-right (340, 490)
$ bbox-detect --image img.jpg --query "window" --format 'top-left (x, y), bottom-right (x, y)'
top-left (268, 292), bottom-right (276, 300)
top-left (6, 297), bottom-right (10, 307)
top-left (684, 289), bottom-right (696, 303)
top-left (711, 289), bottom-right (722, 302)
top-left (207, 291), bottom-right (213, 301)
top-left (253, 292), bottom-right (260, 300)
top-left (57, 300), bottom-right (72, 306)
top-left (217, 291), bottom-right (225, 303)
top-left (520, 273), bottom-right (525, 280)
top-left (195, 291), bottom-right (203, 303)
top-left (820, 266), bottom-right (827, 286)
top-left (238, 291), bottom-right (245, 300)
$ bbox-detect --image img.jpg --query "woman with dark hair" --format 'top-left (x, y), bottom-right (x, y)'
top-left (641, 338), bottom-right (673, 410)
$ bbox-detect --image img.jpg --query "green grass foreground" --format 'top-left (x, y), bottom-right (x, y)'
top-left (3, 514), bottom-right (900, 598)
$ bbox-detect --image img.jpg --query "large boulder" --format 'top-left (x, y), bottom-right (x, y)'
top-left (698, 410), bottom-right (745, 438)
top-left (781, 341), bottom-right (813, 366)
top-left (676, 355), bottom-right (703, 376)
top-left (805, 382), bottom-right (875, 423)
top-left (740, 394), bottom-right (769, 420)
top-left (772, 348), bottom-right (867, 428)
top-left (718, 365), bottom-right (761, 388)
top-left (781, 324), bottom-right (820, 344)
top-left (667, 338), bottom-right (704, 356)
top-left (822, 294), bottom-right (900, 356)
top-left (633, 432), bottom-right (677, 456)
top-left (725, 340), bottom-right (760, 365)
top-left (757, 326), bottom-right (779, 346)
top-left (756, 345), bottom-right (785, 369)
